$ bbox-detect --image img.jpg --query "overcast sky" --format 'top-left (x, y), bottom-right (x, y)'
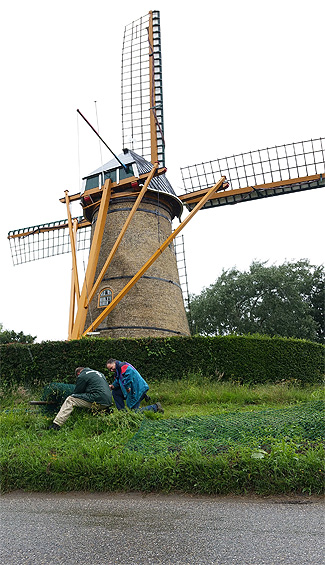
top-left (1, 0), bottom-right (324, 342)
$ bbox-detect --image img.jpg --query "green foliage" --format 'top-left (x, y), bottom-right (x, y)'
top-left (39, 383), bottom-right (75, 414)
top-left (0, 322), bottom-right (36, 345)
top-left (0, 334), bottom-right (323, 389)
top-left (156, 378), bottom-right (324, 415)
top-left (0, 385), bottom-right (324, 495)
top-left (189, 260), bottom-right (324, 343)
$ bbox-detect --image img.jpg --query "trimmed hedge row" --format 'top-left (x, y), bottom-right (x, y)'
top-left (0, 335), bottom-right (323, 388)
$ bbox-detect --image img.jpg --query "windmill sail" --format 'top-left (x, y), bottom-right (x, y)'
top-left (121, 11), bottom-right (165, 166)
top-left (8, 218), bottom-right (91, 265)
top-left (174, 234), bottom-right (192, 325)
top-left (180, 137), bottom-right (325, 210)
top-left (6, 8), bottom-right (324, 342)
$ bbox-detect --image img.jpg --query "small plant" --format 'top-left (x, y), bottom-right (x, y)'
top-left (215, 369), bottom-right (225, 381)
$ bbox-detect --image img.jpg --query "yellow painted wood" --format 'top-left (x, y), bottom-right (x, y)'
top-left (248, 174), bottom-right (322, 191)
top-left (9, 173), bottom-right (322, 241)
top-left (86, 162), bottom-right (159, 305)
top-left (83, 176), bottom-right (226, 335)
top-left (65, 191), bottom-right (80, 300)
top-left (68, 218), bottom-right (78, 339)
top-left (8, 218), bottom-right (91, 239)
top-left (179, 174), bottom-right (323, 205)
top-left (58, 167), bottom-right (168, 205)
top-left (180, 185), bottom-right (251, 205)
top-left (70, 179), bottom-right (112, 339)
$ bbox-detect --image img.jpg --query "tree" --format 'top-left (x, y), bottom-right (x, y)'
top-left (0, 323), bottom-right (36, 344)
top-left (189, 260), bottom-right (324, 343)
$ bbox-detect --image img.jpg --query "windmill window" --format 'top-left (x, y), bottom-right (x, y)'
top-left (119, 164), bottom-right (135, 181)
top-left (85, 175), bottom-right (100, 191)
top-left (98, 288), bottom-right (113, 308)
top-left (103, 170), bottom-right (117, 184)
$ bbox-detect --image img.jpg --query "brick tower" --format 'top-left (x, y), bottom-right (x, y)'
top-left (82, 149), bottom-right (190, 338)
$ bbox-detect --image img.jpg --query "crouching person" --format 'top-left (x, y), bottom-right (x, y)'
top-left (49, 367), bottom-right (113, 430)
top-left (106, 358), bottom-right (163, 413)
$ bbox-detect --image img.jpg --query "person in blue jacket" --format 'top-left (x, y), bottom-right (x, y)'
top-left (106, 358), bottom-right (163, 413)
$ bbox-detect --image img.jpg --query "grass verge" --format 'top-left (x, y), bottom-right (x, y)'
top-left (1, 379), bottom-right (324, 495)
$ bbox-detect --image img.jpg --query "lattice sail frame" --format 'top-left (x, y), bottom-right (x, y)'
top-left (121, 11), bottom-right (165, 166)
top-left (7, 217), bottom-right (191, 314)
top-left (180, 137), bottom-right (325, 210)
top-left (8, 219), bottom-right (91, 266)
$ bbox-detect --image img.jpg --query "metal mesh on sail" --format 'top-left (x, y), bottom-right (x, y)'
top-left (121, 11), bottom-right (165, 166)
top-left (180, 138), bottom-right (325, 209)
top-left (8, 218), bottom-right (91, 265)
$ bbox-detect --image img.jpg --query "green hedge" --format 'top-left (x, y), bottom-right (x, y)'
top-left (0, 335), bottom-right (323, 388)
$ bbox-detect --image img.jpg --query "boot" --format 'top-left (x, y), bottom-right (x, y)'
top-left (48, 423), bottom-right (61, 431)
top-left (155, 402), bottom-right (164, 413)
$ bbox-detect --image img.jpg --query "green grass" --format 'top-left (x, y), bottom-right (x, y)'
top-left (147, 377), bottom-right (324, 416)
top-left (0, 379), bottom-right (324, 495)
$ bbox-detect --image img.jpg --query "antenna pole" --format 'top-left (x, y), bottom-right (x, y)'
top-left (77, 109), bottom-right (127, 171)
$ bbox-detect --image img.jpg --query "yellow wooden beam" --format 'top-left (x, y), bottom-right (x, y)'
top-left (86, 162), bottom-right (159, 305)
top-left (64, 191), bottom-right (80, 300)
top-left (250, 173), bottom-right (322, 191)
top-left (58, 167), bottom-right (168, 204)
top-left (68, 218), bottom-right (79, 339)
top-left (82, 176), bottom-right (226, 335)
top-left (7, 218), bottom-right (91, 240)
top-left (179, 174), bottom-right (322, 205)
top-left (180, 186), bottom-right (251, 205)
top-left (70, 179), bottom-right (112, 339)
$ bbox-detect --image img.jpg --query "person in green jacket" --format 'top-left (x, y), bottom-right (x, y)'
top-left (49, 367), bottom-right (113, 430)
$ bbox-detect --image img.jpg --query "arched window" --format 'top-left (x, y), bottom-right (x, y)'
top-left (98, 288), bottom-right (113, 308)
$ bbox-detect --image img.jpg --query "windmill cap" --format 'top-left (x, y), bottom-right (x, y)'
top-left (83, 149), bottom-right (183, 215)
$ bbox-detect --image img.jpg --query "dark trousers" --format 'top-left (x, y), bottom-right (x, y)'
top-left (112, 386), bottom-right (157, 412)
top-left (112, 386), bottom-right (127, 410)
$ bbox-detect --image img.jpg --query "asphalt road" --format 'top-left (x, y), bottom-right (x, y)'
top-left (0, 492), bottom-right (324, 564)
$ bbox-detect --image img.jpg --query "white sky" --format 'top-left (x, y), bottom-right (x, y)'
top-left (1, 0), bottom-right (324, 342)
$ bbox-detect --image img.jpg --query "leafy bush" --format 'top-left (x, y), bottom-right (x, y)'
top-left (0, 322), bottom-right (36, 344)
top-left (0, 334), bottom-right (323, 389)
top-left (189, 260), bottom-right (324, 343)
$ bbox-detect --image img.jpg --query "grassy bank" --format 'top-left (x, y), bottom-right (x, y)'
top-left (1, 378), bottom-right (324, 495)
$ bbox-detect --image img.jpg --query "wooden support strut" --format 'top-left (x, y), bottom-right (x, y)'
top-left (70, 164), bottom-right (158, 339)
top-left (86, 162), bottom-right (159, 306)
top-left (82, 176), bottom-right (226, 336)
top-left (70, 179), bottom-right (112, 340)
top-left (68, 218), bottom-right (79, 340)
top-left (64, 191), bottom-right (80, 300)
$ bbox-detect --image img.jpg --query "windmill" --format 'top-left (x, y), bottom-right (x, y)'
top-left (8, 10), bottom-right (325, 341)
